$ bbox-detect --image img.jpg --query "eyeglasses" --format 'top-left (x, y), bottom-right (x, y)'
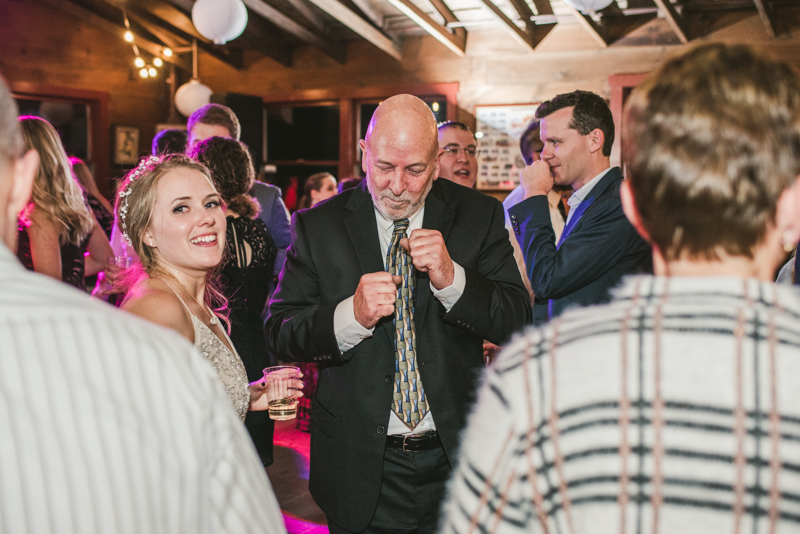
top-left (443, 146), bottom-right (480, 157)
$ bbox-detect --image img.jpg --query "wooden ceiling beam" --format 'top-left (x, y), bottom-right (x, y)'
top-left (386, 0), bottom-right (466, 56)
top-left (427, 0), bottom-right (466, 41)
top-left (752, 0), bottom-right (776, 37)
top-left (652, 0), bottom-right (690, 43)
top-left (530, 0), bottom-right (553, 15)
top-left (44, 0), bottom-right (193, 71)
top-left (123, 1), bottom-right (247, 69)
top-left (304, 0), bottom-right (403, 60)
top-left (563, 5), bottom-right (609, 47)
top-left (242, 0), bottom-right (346, 63)
top-left (477, 0), bottom-right (532, 49)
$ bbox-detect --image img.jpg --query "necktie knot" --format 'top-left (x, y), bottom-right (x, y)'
top-left (393, 219), bottom-right (409, 235)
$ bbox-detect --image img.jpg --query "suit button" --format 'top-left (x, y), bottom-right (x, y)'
top-left (420, 362), bottom-right (426, 366)
top-left (385, 374), bottom-right (393, 383)
top-left (377, 426), bottom-right (385, 435)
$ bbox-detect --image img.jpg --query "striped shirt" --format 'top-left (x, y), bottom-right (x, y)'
top-left (441, 275), bottom-right (800, 534)
top-left (0, 245), bottom-right (285, 534)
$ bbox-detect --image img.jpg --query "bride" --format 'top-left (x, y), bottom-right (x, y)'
top-left (115, 154), bottom-right (299, 421)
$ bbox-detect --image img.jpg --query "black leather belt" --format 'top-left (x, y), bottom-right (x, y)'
top-left (386, 431), bottom-right (441, 452)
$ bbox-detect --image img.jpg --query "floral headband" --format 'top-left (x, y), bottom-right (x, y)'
top-left (118, 155), bottom-right (160, 247)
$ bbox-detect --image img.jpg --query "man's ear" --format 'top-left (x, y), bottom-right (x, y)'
top-left (620, 179), bottom-right (651, 243)
top-left (432, 148), bottom-right (443, 181)
top-left (359, 139), bottom-right (368, 174)
top-left (587, 128), bottom-right (605, 155)
top-left (775, 175), bottom-right (800, 246)
top-left (8, 149), bottom-right (38, 219)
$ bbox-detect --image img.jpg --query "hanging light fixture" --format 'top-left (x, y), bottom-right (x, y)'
top-left (562, 0), bottom-right (614, 14)
top-left (122, 7), bottom-right (164, 79)
top-left (192, 0), bottom-right (248, 45)
top-left (174, 39), bottom-right (212, 117)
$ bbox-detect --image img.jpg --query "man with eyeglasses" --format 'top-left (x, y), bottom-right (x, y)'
top-left (437, 121), bottom-right (479, 188)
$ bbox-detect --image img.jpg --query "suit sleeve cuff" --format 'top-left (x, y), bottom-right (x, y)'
top-left (431, 261), bottom-right (465, 313)
top-left (334, 295), bottom-right (374, 353)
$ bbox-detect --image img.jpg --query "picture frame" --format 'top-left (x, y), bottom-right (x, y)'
top-left (114, 125), bottom-right (140, 165)
top-left (474, 103), bottom-right (539, 191)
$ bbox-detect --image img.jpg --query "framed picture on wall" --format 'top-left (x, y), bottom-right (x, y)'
top-left (114, 125), bottom-right (140, 165)
top-left (475, 103), bottom-right (539, 191)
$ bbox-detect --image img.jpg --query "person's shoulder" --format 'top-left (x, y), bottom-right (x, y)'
top-left (121, 280), bottom-right (194, 342)
top-left (252, 181), bottom-right (281, 199)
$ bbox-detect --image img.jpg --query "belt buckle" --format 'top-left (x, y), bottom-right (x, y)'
top-left (402, 435), bottom-right (412, 453)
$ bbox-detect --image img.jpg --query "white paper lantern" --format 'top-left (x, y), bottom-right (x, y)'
top-left (192, 0), bottom-right (248, 45)
top-left (174, 79), bottom-right (213, 118)
top-left (562, 0), bottom-right (614, 13)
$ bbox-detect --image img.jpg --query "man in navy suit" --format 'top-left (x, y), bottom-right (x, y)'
top-left (508, 90), bottom-right (651, 324)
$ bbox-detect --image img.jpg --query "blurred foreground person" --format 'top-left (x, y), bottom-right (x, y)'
top-left (442, 43), bottom-right (800, 534)
top-left (0, 78), bottom-right (286, 533)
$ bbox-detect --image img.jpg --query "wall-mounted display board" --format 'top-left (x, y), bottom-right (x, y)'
top-left (475, 103), bottom-right (539, 191)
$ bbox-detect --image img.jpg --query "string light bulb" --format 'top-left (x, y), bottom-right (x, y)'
top-left (134, 57), bottom-right (145, 68)
top-left (163, 48), bottom-right (173, 57)
top-left (139, 67), bottom-right (149, 78)
top-left (153, 57), bottom-right (163, 67)
top-left (432, 102), bottom-right (440, 112)
top-left (124, 30), bottom-right (134, 43)
top-left (148, 67), bottom-right (157, 78)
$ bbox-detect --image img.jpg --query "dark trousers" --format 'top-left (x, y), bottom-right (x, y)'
top-left (244, 409), bottom-right (275, 467)
top-left (328, 444), bottom-right (451, 534)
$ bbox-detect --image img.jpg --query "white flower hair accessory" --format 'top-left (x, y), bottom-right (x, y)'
top-left (118, 155), bottom-right (161, 247)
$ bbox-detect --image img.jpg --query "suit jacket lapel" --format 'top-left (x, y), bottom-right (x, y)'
top-left (557, 167), bottom-right (622, 249)
top-left (415, 182), bottom-right (456, 334)
top-left (343, 185), bottom-right (396, 344)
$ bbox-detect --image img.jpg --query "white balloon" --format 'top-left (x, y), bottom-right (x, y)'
top-left (174, 79), bottom-right (213, 118)
top-left (192, 0), bottom-right (248, 45)
top-left (562, 0), bottom-right (614, 13)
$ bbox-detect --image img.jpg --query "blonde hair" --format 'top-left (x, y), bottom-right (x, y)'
top-left (115, 154), bottom-right (229, 319)
top-left (19, 116), bottom-right (93, 246)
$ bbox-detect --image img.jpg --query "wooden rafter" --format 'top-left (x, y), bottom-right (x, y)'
top-left (242, 0), bottom-right (346, 63)
top-left (125, 0), bottom-right (255, 68)
top-left (304, 0), bottom-right (403, 60)
top-left (652, 0), bottom-right (689, 43)
top-left (427, 0), bottom-right (466, 42)
top-left (43, 0), bottom-right (193, 71)
top-left (479, 0), bottom-right (554, 51)
top-left (752, 0), bottom-right (776, 37)
top-left (386, 0), bottom-right (465, 56)
top-left (563, 5), bottom-right (608, 47)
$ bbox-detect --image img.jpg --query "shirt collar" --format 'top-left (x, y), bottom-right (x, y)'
top-left (568, 166), bottom-right (612, 207)
top-left (374, 203), bottom-right (425, 234)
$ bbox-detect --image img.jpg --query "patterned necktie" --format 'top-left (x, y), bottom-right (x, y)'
top-left (387, 219), bottom-right (427, 429)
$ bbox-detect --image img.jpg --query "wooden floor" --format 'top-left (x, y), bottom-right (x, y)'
top-left (267, 420), bottom-right (329, 534)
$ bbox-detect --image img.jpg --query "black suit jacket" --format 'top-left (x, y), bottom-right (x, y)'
top-left (266, 178), bottom-right (531, 531)
top-left (508, 167), bottom-right (652, 325)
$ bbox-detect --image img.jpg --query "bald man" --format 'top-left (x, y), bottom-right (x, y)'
top-left (266, 95), bottom-right (530, 534)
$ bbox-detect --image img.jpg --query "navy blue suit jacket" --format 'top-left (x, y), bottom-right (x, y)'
top-left (508, 167), bottom-right (652, 324)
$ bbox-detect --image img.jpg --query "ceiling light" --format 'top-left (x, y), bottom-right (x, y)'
top-left (124, 30), bottom-right (134, 43)
top-left (134, 57), bottom-right (145, 68)
top-left (139, 68), bottom-right (149, 78)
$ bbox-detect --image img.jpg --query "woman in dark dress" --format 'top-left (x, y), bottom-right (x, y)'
top-left (190, 136), bottom-right (278, 466)
top-left (17, 117), bottom-right (111, 290)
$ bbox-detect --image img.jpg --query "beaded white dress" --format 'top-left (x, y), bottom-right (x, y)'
top-left (167, 284), bottom-right (250, 422)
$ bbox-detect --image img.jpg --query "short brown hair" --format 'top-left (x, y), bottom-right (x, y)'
top-left (189, 136), bottom-right (260, 219)
top-left (0, 76), bottom-right (23, 166)
top-left (187, 104), bottom-right (241, 140)
top-left (536, 90), bottom-right (614, 157)
top-left (624, 43), bottom-right (800, 261)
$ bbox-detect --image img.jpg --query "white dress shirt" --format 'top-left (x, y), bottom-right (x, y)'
top-left (0, 244), bottom-right (285, 534)
top-left (333, 204), bottom-right (466, 435)
top-left (565, 167), bottom-right (612, 226)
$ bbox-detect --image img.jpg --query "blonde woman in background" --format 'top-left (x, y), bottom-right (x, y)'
top-left (17, 116), bottom-right (111, 290)
top-left (70, 157), bottom-right (114, 238)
